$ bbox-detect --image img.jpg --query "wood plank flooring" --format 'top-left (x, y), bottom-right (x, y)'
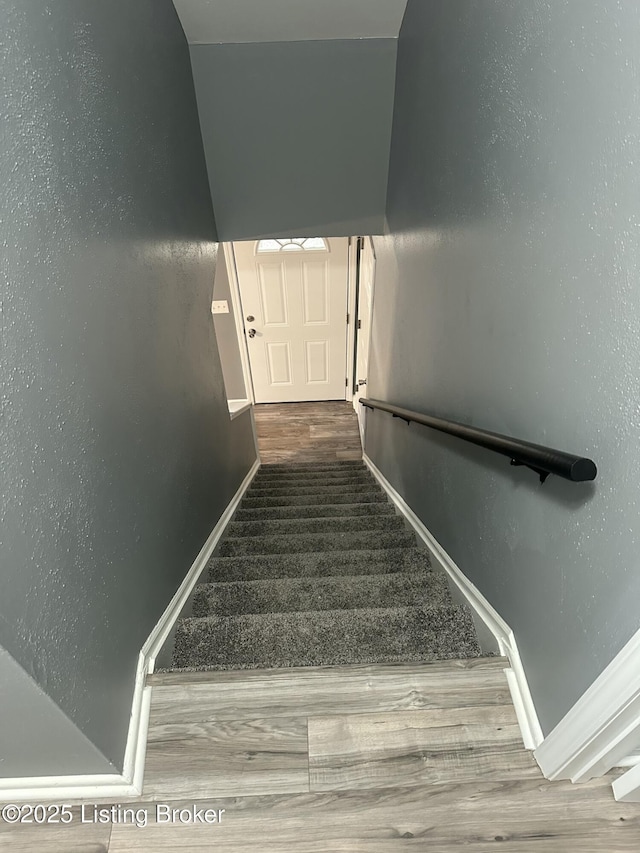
top-left (5, 658), bottom-right (638, 851)
top-left (0, 807), bottom-right (111, 852)
top-left (253, 401), bottom-right (362, 463)
top-left (308, 705), bottom-right (541, 791)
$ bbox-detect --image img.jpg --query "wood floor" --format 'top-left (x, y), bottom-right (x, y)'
top-left (254, 401), bottom-right (362, 464)
top-left (5, 658), bottom-right (638, 851)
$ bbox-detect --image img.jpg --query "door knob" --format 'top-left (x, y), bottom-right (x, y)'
top-left (358, 379), bottom-right (367, 386)
top-left (246, 315), bottom-right (255, 322)
top-left (247, 328), bottom-right (257, 338)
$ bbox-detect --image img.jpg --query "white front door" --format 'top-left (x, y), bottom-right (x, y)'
top-left (233, 237), bottom-right (349, 403)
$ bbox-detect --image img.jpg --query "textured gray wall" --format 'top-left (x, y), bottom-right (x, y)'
top-left (1, 0), bottom-right (256, 775)
top-left (190, 39), bottom-right (397, 241)
top-left (212, 252), bottom-right (247, 400)
top-left (367, 0), bottom-right (640, 734)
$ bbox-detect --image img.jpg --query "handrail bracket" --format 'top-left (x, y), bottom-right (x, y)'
top-left (510, 459), bottom-right (550, 484)
top-left (392, 413), bottom-right (412, 425)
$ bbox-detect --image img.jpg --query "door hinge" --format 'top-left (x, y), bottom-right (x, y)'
top-left (358, 319), bottom-right (362, 330)
top-left (346, 377), bottom-right (349, 387)
top-left (346, 313), bottom-right (350, 325)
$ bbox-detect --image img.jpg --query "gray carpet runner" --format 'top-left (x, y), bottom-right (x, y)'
top-left (168, 461), bottom-right (481, 671)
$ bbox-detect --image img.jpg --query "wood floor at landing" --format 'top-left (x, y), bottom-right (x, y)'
top-left (253, 401), bottom-right (363, 464)
top-left (3, 658), bottom-right (637, 851)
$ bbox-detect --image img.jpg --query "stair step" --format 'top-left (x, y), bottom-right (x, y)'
top-left (250, 474), bottom-right (376, 489)
top-left (247, 474), bottom-right (380, 497)
top-left (260, 461), bottom-right (364, 472)
top-left (218, 529), bottom-right (416, 557)
top-left (226, 514), bottom-right (406, 538)
top-left (246, 482), bottom-right (383, 498)
top-left (192, 572), bottom-right (451, 617)
top-left (171, 604), bottom-right (481, 670)
top-left (242, 491), bottom-right (387, 509)
top-left (253, 469), bottom-right (373, 484)
top-left (208, 547), bottom-right (431, 583)
top-left (165, 448), bottom-right (483, 674)
top-left (234, 502), bottom-right (395, 521)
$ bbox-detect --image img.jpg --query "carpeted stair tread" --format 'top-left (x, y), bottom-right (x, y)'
top-left (218, 529), bottom-right (416, 556)
top-left (260, 461), bottom-right (365, 472)
top-left (192, 572), bottom-right (452, 617)
top-left (234, 502), bottom-right (395, 521)
top-left (208, 547), bottom-right (432, 583)
top-left (170, 604), bottom-right (482, 670)
top-left (249, 475), bottom-right (376, 489)
top-left (242, 491), bottom-right (388, 508)
top-left (253, 469), bottom-right (372, 483)
top-left (226, 513), bottom-right (406, 538)
top-left (167, 460), bottom-right (482, 672)
top-left (247, 479), bottom-right (377, 496)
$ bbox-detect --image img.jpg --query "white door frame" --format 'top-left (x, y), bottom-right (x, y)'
top-left (345, 235), bottom-right (359, 402)
top-left (354, 235), bottom-right (377, 401)
top-left (352, 236), bottom-right (377, 441)
top-left (224, 238), bottom-right (360, 405)
top-left (222, 242), bottom-right (255, 405)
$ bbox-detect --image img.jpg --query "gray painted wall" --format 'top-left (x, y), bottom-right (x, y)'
top-left (0, 647), bottom-right (115, 778)
top-left (367, 0), bottom-right (640, 735)
top-left (212, 251), bottom-right (247, 400)
top-left (190, 39), bottom-right (397, 241)
top-left (2, 0), bottom-right (256, 775)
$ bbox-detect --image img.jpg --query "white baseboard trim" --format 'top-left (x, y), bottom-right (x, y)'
top-left (0, 459), bottom-right (260, 803)
top-left (0, 775), bottom-right (140, 803)
top-left (363, 453), bottom-right (544, 751)
top-left (533, 626), bottom-right (640, 786)
top-left (142, 458), bottom-right (261, 676)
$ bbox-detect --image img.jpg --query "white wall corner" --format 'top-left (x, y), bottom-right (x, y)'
top-left (533, 627), bottom-right (640, 785)
top-left (362, 453), bottom-right (544, 752)
top-left (0, 458), bottom-right (260, 804)
top-left (612, 762), bottom-right (640, 802)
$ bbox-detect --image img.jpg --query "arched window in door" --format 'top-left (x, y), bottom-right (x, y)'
top-left (256, 237), bottom-right (328, 253)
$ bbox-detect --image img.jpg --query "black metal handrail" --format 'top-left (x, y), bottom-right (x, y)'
top-left (360, 398), bottom-right (597, 484)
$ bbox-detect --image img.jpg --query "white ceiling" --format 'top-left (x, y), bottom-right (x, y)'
top-left (172, 0), bottom-right (409, 44)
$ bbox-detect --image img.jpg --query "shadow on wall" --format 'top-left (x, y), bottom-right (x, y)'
top-left (188, 39), bottom-right (397, 241)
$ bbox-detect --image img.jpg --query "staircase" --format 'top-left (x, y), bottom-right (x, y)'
top-left (169, 461), bottom-right (482, 671)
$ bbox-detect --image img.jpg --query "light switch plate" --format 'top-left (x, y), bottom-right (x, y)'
top-left (211, 300), bottom-right (229, 314)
